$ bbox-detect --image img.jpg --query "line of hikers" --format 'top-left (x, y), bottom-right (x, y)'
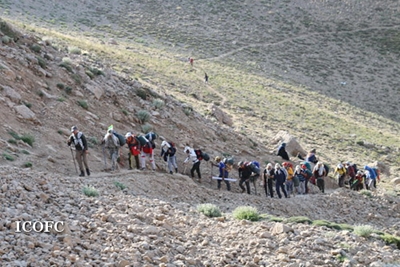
top-left (67, 127), bottom-right (381, 196)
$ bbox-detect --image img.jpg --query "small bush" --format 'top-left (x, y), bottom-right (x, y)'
top-left (23, 102), bottom-right (32, 109)
top-left (1, 36), bottom-right (11, 44)
top-left (56, 83), bottom-right (65, 89)
top-left (37, 56), bottom-right (47, 69)
top-left (88, 67), bottom-right (104, 76)
top-left (286, 216), bottom-right (312, 224)
top-left (21, 150), bottom-right (30, 155)
top-left (71, 74), bottom-right (82, 85)
top-left (68, 46), bottom-right (81, 54)
top-left (82, 186), bottom-right (99, 197)
top-left (141, 123), bottom-right (153, 134)
top-left (232, 206), bottom-right (259, 221)
top-left (37, 91), bottom-right (44, 97)
top-left (360, 190), bottom-right (372, 197)
top-left (136, 89), bottom-right (147, 100)
top-left (136, 110), bottom-right (150, 124)
top-left (8, 131), bottom-right (20, 140)
top-left (85, 70), bottom-right (95, 79)
top-left (260, 214), bottom-right (284, 222)
top-left (153, 99), bottom-right (165, 109)
top-left (57, 97), bottom-right (65, 102)
top-left (77, 100), bottom-right (88, 110)
top-left (59, 61), bottom-right (73, 73)
top-left (312, 220), bottom-right (331, 227)
top-left (197, 203), bottom-right (221, 218)
top-left (23, 162), bottom-right (33, 168)
top-left (121, 109), bottom-right (128, 116)
top-left (20, 134), bottom-right (35, 147)
top-left (114, 181), bottom-right (126, 190)
top-left (30, 44), bottom-right (41, 53)
top-left (8, 139), bottom-right (17, 144)
top-left (65, 86), bottom-right (72, 95)
top-left (380, 233), bottom-right (400, 249)
top-left (2, 153), bottom-right (14, 161)
top-left (57, 130), bottom-right (64, 135)
top-left (353, 224), bottom-right (375, 238)
top-left (183, 106), bottom-right (193, 116)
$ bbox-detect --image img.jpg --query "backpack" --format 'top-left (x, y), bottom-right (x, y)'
top-left (223, 157), bottom-right (234, 166)
top-left (324, 164), bottom-right (330, 176)
top-left (136, 135), bottom-right (148, 146)
top-left (194, 149), bottom-right (210, 161)
top-left (145, 132), bottom-right (157, 149)
top-left (113, 132), bottom-right (126, 146)
top-left (246, 161), bottom-right (260, 175)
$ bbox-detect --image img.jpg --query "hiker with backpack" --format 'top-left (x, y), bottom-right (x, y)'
top-left (184, 145), bottom-right (202, 182)
top-left (211, 156), bottom-right (231, 191)
top-left (277, 142), bottom-right (290, 161)
top-left (313, 162), bottom-right (326, 193)
top-left (334, 163), bottom-right (347, 188)
top-left (283, 162), bottom-right (294, 197)
top-left (102, 127), bottom-right (121, 171)
top-left (274, 163), bottom-right (288, 198)
top-left (126, 132), bottom-right (140, 170)
top-left (263, 163), bottom-right (275, 198)
top-left (160, 140), bottom-right (178, 174)
top-left (67, 126), bottom-right (90, 177)
top-left (300, 164), bottom-right (312, 194)
top-left (138, 135), bottom-right (156, 171)
top-left (364, 165), bottom-right (378, 190)
top-left (306, 149), bottom-right (318, 164)
top-left (351, 171), bottom-right (365, 191)
top-left (238, 161), bottom-right (257, 194)
top-left (345, 161), bottom-right (356, 186)
top-left (294, 165), bottom-right (306, 194)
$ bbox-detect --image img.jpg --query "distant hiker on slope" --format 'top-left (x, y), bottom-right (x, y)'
top-left (67, 126), bottom-right (90, 177)
top-left (184, 145), bottom-right (202, 182)
top-left (238, 161), bottom-right (260, 194)
top-left (277, 142), bottom-right (290, 161)
top-left (102, 127), bottom-right (121, 171)
top-left (306, 149), bottom-right (318, 164)
top-left (204, 72), bottom-right (209, 83)
top-left (160, 140), bottom-right (178, 174)
top-left (313, 162), bottom-right (326, 193)
top-left (126, 132), bottom-right (140, 170)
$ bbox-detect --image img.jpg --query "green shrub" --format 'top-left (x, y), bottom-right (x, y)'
top-left (37, 90), bottom-right (44, 97)
top-left (88, 67), bottom-right (104, 76)
top-left (136, 89), bottom-right (147, 100)
top-left (85, 70), bottom-right (95, 79)
top-left (197, 203), bottom-right (221, 218)
top-left (2, 153), bottom-right (14, 161)
top-left (136, 110), bottom-right (150, 124)
top-left (71, 74), bottom-right (82, 85)
top-left (183, 106), bottom-right (193, 116)
top-left (1, 35), bottom-right (11, 44)
top-left (57, 130), bottom-right (64, 135)
top-left (121, 109), bottom-right (128, 116)
top-left (232, 206), bottom-right (259, 221)
top-left (8, 131), bottom-right (20, 140)
top-left (77, 100), bottom-right (88, 110)
top-left (65, 86), bottom-right (72, 95)
top-left (59, 61), bottom-right (73, 73)
top-left (360, 190), bottom-right (372, 197)
top-left (23, 102), bottom-right (32, 109)
top-left (153, 99), bottom-right (165, 109)
top-left (114, 181), bottom-right (127, 190)
top-left (20, 134), bottom-right (35, 147)
top-left (23, 162), bottom-right (33, 168)
top-left (312, 220), bottom-right (331, 227)
top-left (260, 214), bottom-right (284, 222)
top-left (21, 150), bottom-right (30, 155)
top-left (141, 123), bottom-right (153, 134)
top-left (30, 44), bottom-right (41, 53)
top-left (56, 83), bottom-right (65, 89)
top-left (37, 56), bottom-right (47, 69)
top-left (57, 97), bottom-right (65, 102)
top-left (68, 46), bottom-right (81, 54)
top-left (286, 216), bottom-right (312, 224)
top-left (8, 139), bottom-right (17, 144)
top-left (82, 186), bottom-right (99, 197)
top-left (379, 233), bottom-right (400, 249)
top-left (353, 224), bottom-right (375, 238)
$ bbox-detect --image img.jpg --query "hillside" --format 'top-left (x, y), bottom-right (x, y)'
top-left (1, 1), bottom-right (400, 266)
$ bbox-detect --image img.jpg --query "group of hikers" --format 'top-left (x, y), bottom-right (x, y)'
top-left (67, 126), bottom-right (381, 198)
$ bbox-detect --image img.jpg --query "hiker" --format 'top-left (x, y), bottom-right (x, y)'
top-left (140, 138), bottom-right (156, 171)
top-left (204, 72), bottom-right (209, 83)
top-left (184, 146), bottom-right (201, 182)
top-left (102, 128), bottom-right (120, 171)
top-left (274, 163), bottom-right (288, 198)
top-left (237, 161), bottom-right (255, 194)
top-left (277, 142), bottom-right (290, 161)
top-left (301, 164), bottom-right (312, 194)
top-left (283, 162), bottom-right (294, 197)
top-left (160, 140), bottom-right (178, 174)
top-left (334, 163), bottom-right (347, 187)
top-left (263, 163), bottom-right (275, 198)
top-left (345, 161), bottom-right (356, 185)
top-left (306, 149), bottom-right (318, 164)
top-left (67, 126), bottom-right (90, 177)
top-left (189, 57), bottom-right (194, 66)
top-left (364, 165), bottom-right (378, 190)
top-left (294, 165), bottom-right (306, 194)
top-left (126, 132), bottom-right (140, 170)
top-left (313, 162), bottom-right (326, 193)
top-left (211, 156), bottom-right (231, 191)
top-left (351, 171), bottom-right (365, 191)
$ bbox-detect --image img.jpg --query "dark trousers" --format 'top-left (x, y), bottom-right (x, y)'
top-left (239, 178), bottom-right (251, 194)
top-left (191, 161), bottom-right (201, 179)
top-left (217, 177), bottom-right (231, 191)
top-left (264, 178), bottom-right (274, 198)
top-left (338, 174), bottom-right (346, 187)
top-left (128, 153), bottom-right (140, 169)
top-left (276, 182), bottom-right (287, 198)
top-left (317, 178), bottom-right (325, 193)
top-left (305, 178), bottom-right (309, 194)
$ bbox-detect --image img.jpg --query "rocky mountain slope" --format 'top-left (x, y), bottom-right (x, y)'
top-left (1, 2), bottom-right (400, 267)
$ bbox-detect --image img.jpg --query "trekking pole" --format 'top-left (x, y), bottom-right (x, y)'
top-left (69, 146), bottom-right (78, 174)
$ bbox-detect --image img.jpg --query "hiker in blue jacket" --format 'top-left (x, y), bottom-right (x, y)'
top-left (274, 163), bottom-right (288, 198)
top-left (364, 165), bottom-right (377, 190)
top-left (277, 142), bottom-right (290, 161)
top-left (211, 156), bottom-right (231, 191)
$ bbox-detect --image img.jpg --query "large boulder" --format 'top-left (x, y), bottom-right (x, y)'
top-left (208, 104), bottom-right (233, 126)
top-left (271, 131), bottom-right (307, 158)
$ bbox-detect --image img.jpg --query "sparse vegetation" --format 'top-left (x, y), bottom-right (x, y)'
top-left (36, 56), bottom-right (46, 68)
top-left (23, 101), bottom-right (32, 109)
top-left (360, 190), bottom-right (372, 197)
top-left (141, 123), bottom-right (153, 134)
top-left (77, 100), bottom-right (88, 110)
top-left (8, 139), bottom-right (17, 144)
top-left (153, 99), bottom-right (165, 109)
top-left (114, 181), bottom-right (126, 191)
top-left (68, 46), bottom-right (81, 54)
top-left (136, 89), bottom-right (147, 100)
top-left (20, 134), bottom-right (35, 147)
top-left (286, 216), bottom-right (312, 224)
top-left (65, 86), bottom-right (72, 95)
top-left (82, 186), bottom-right (99, 197)
top-left (197, 203), bottom-right (221, 218)
top-left (56, 83), bottom-right (65, 89)
top-left (353, 224), bottom-right (375, 238)
top-left (30, 44), bottom-right (41, 53)
top-left (136, 110), bottom-right (150, 124)
top-left (2, 153), bottom-right (14, 161)
top-left (23, 162), bottom-right (33, 168)
top-left (232, 206), bottom-right (259, 221)
top-left (21, 150), bottom-right (30, 155)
